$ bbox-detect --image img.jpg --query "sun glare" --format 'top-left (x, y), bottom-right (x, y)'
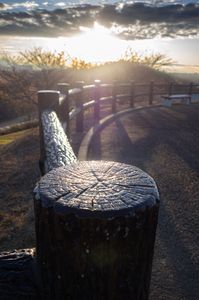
top-left (62, 22), bottom-right (127, 63)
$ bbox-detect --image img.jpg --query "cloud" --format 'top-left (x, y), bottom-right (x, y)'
top-left (0, 1), bottom-right (39, 11)
top-left (0, 2), bottom-right (199, 39)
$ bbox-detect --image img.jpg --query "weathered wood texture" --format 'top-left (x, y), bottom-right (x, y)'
top-left (0, 249), bottom-right (41, 300)
top-left (94, 80), bottom-right (101, 123)
top-left (112, 81), bottom-right (117, 113)
top-left (149, 81), bottom-right (154, 105)
top-left (41, 109), bottom-right (77, 173)
top-left (57, 83), bottom-right (70, 136)
top-left (130, 80), bottom-right (135, 108)
top-left (34, 160), bottom-right (159, 300)
top-left (38, 90), bottom-right (60, 174)
top-left (75, 81), bottom-right (84, 132)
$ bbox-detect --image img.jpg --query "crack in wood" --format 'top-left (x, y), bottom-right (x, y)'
top-left (113, 183), bottom-right (155, 189)
top-left (37, 161), bottom-right (159, 215)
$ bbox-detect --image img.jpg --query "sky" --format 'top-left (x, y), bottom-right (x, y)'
top-left (0, 0), bottom-right (199, 72)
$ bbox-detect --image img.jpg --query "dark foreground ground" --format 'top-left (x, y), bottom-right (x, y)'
top-left (89, 104), bottom-right (199, 300)
top-left (0, 103), bottom-right (199, 299)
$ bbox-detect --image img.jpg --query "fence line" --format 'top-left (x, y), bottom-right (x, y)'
top-left (1, 79), bottom-right (198, 299)
top-left (48, 80), bottom-right (197, 138)
top-left (34, 80), bottom-right (162, 299)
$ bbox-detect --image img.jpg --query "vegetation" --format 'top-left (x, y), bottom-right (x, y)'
top-left (0, 47), bottom-right (174, 121)
top-left (1, 47), bottom-right (173, 71)
top-left (119, 48), bottom-right (174, 69)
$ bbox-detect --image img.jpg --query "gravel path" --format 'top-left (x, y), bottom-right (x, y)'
top-left (88, 104), bottom-right (199, 300)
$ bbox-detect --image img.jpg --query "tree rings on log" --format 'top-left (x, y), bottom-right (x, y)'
top-left (35, 160), bottom-right (159, 218)
top-left (34, 161), bottom-right (160, 300)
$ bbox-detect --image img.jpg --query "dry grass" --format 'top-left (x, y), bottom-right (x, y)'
top-left (0, 128), bottom-right (40, 251)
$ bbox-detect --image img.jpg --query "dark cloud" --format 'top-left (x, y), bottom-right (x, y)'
top-left (0, 5), bottom-right (99, 36)
top-left (0, 3), bottom-right (199, 39)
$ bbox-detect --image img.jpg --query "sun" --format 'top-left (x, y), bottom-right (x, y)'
top-left (64, 22), bottom-right (127, 63)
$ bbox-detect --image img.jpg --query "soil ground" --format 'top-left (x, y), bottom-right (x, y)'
top-left (0, 103), bottom-right (199, 299)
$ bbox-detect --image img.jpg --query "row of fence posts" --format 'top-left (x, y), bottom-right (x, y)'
top-left (53, 80), bottom-right (154, 137)
top-left (35, 79), bottom-right (194, 300)
top-left (36, 82), bottom-right (160, 300)
top-left (39, 80), bottom-right (194, 138)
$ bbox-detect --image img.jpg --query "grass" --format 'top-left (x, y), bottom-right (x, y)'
top-left (0, 129), bottom-right (33, 145)
top-left (0, 128), bottom-right (40, 251)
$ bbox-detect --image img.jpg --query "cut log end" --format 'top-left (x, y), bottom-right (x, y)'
top-left (35, 161), bottom-right (159, 218)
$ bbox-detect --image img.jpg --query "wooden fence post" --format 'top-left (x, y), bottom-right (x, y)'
top-left (37, 90), bottom-right (60, 175)
top-left (130, 80), bottom-right (135, 108)
top-left (112, 81), bottom-right (117, 113)
top-left (75, 81), bottom-right (84, 132)
top-left (168, 82), bottom-right (173, 96)
top-left (34, 160), bottom-right (159, 300)
top-left (149, 81), bottom-right (154, 105)
top-left (57, 83), bottom-right (70, 137)
top-left (94, 80), bottom-right (101, 123)
top-left (189, 82), bottom-right (193, 101)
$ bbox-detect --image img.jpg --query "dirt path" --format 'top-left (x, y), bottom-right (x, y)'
top-left (88, 104), bottom-right (199, 300)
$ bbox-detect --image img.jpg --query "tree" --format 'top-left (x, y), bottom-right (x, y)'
top-left (120, 47), bottom-right (173, 70)
top-left (18, 48), bottom-right (69, 89)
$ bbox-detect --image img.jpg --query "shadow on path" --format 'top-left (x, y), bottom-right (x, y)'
top-left (89, 104), bottom-right (199, 300)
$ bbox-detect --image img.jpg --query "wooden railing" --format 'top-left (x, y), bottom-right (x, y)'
top-left (3, 79), bottom-right (198, 299)
top-left (38, 80), bottom-right (199, 141)
top-left (34, 80), bottom-right (160, 299)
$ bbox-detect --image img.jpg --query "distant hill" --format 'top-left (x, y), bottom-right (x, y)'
top-left (171, 72), bottom-right (199, 84)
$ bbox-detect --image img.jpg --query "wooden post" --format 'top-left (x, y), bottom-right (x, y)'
top-left (168, 82), bottom-right (173, 96)
top-left (75, 81), bottom-right (84, 132)
top-left (112, 81), bottom-right (117, 113)
top-left (130, 80), bottom-right (135, 108)
top-left (149, 81), bottom-right (154, 105)
top-left (34, 160), bottom-right (160, 300)
top-left (189, 82), bottom-right (193, 103)
top-left (94, 80), bottom-right (101, 123)
top-left (57, 83), bottom-right (70, 137)
top-left (37, 90), bottom-right (60, 175)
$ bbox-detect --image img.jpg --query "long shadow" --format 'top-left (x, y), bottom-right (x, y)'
top-left (114, 111), bottom-right (199, 299)
top-left (108, 111), bottom-right (164, 170)
top-left (89, 104), bottom-right (199, 300)
top-left (113, 119), bottom-right (135, 165)
top-left (89, 104), bottom-right (199, 179)
top-left (88, 131), bottom-right (101, 160)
